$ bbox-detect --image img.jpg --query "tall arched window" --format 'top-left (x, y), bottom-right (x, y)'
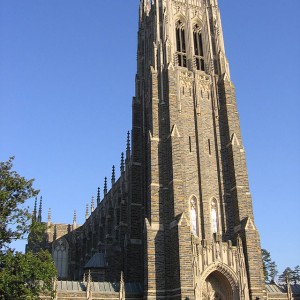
top-left (211, 199), bottom-right (219, 234)
top-left (193, 24), bottom-right (205, 71)
top-left (190, 197), bottom-right (198, 235)
top-left (176, 20), bottom-right (187, 67)
top-left (52, 238), bottom-right (69, 279)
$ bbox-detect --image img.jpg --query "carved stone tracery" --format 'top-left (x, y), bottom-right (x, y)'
top-left (180, 71), bottom-right (194, 88)
top-left (196, 74), bottom-right (211, 92)
top-left (191, 237), bottom-right (249, 300)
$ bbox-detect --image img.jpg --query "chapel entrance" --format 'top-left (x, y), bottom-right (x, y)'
top-left (202, 271), bottom-right (233, 300)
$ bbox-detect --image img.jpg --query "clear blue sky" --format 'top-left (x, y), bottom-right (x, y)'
top-left (0, 0), bottom-right (299, 275)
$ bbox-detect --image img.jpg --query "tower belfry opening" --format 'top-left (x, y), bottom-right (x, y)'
top-left (27, 1), bottom-right (270, 299)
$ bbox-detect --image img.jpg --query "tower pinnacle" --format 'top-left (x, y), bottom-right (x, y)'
top-left (97, 187), bottom-right (101, 205)
top-left (91, 196), bottom-right (95, 213)
top-left (120, 152), bottom-right (125, 173)
top-left (126, 131), bottom-right (130, 160)
top-left (111, 165), bottom-right (115, 185)
top-left (47, 208), bottom-right (51, 225)
top-left (104, 177), bottom-right (107, 195)
top-left (38, 196), bottom-right (42, 222)
top-left (73, 210), bottom-right (77, 229)
top-left (85, 204), bottom-right (89, 220)
top-left (33, 197), bottom-right (37, 222)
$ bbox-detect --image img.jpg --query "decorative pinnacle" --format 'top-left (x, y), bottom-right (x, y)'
top-left (73, 210), bottom-right (77, 230)
top-left (87, 269), bottom-right (92, 284)
top-left (91, 196), bottom-right (95, 213)
top-left (47, 208), bottom-right (51, 224)
top-left (126, 131), bottom-right (130, 158)
top-left (33, 197), bottom-right (37, 221)
top-left (120, 152), bottom-right (125, 173)
top-left (119, 271), bottom-right (125, 300)
top-left (104, 177), bottom-right (107, 195)
top-left (85, 204), bottom-right (89, 220)
top-left (97, 187), bottom-right (101, 205)
top-left (38, 196), bottom-right (42, 222)
top-left (73, 210), bottom-right (77, 223)
top-left (111, 165), bottom-right (115, 184)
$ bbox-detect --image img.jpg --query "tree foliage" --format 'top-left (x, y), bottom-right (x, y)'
top-left (0, 250), bottom-right (57, 299)
top-left (279, 266), bottom-right (300, 285)
top-left (293, 265), bottom-right (300, 284)
top-left (279, 267), bottom-right (293, 284)
top-left (262, 249), bottom-right (299, 286)
top-left (0, 157), bottom-right (57, 299)
top-left (262, 249), bottom-right (278, 283)
top-left (0, 157), bottom-right (39, 250)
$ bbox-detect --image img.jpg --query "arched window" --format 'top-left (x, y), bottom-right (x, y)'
top-left (211, 199), bottom-right (218, 234)
top-left (190, 197), bottom-right (198, 235)
top-left (176, 20), bottom-right (187, 67)
top-left (52, 238), bottom-right (69, 279)
top-left (193, 24), bottom-right (205, 71)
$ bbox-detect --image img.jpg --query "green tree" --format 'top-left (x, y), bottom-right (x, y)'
top-left (0, 157), bottom-right (39, 250)
top-left (0, 250), bottom-right (57, 299)
top-left (0, 157), bottom-right (57, 299)
top-left (269, 261), bottom-right (278, 283)
top-left (291, 265), bottom-right (300, 284)
top-left (279, 267), bottom-right (293, 284)
top-left (261, 249), bottom-right (278, 283)
top-left (262, 249), bottom-right (271, 282)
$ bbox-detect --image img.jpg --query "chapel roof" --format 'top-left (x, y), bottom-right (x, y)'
top-left (56, 281), bottom-right (143, 294)
top-left (84, 252), bottom-right (106, 269)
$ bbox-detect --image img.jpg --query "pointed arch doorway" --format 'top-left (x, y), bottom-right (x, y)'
top-left (201, 270), bottom-right (237, 300)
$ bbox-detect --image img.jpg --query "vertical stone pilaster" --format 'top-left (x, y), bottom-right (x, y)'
top-left (144, 220), bottom-right (166, 299)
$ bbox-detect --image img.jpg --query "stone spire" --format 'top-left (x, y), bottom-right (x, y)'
top-left (126, 131), bottom-right (130, 160)
top-left (111, 165), bottom-right (115, 185)
top-left (73, 210), bottom-right (77, 229)
top-left (85, 204), bottom-right (89, 220)
top-left (119, 271), bottom-right (125, 300)
top-left (86, 270), bottom-right (92, 299)
top-left (47, 208), bottom-right (51, 226)
top-left (120, 152), bottom-right (125, 173)
top-left (91, 196), bottom-right (95, 213)
top-left (38, 196), bottom-right (42, 222)
top-left (104, 177), bottom-right (107, 195)
top-left (97, 187), bottom-right (101, 205)
top-left (32, 197), bottom-right (37, 222)
top-left (87, 269), bottom-right (92, 283)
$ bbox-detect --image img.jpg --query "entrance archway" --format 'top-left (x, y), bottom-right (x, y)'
top-left (202, 270), bottom-right (234, 300)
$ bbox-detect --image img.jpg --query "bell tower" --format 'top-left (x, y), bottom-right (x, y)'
top-left (133, 0), bottom-right (266, 299)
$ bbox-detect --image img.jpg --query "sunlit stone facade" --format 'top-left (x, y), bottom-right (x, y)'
top-left (28, 1), bottom-right (295, 300)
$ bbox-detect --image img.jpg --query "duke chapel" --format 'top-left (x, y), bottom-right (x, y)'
top-left (27, 1), bottom-right (296, 300)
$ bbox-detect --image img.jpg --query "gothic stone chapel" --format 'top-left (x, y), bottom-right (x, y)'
top-left (28, 1), bottom-right (286, 300)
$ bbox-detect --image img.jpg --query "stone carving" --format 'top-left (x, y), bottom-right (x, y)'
top-left (191, 239), bottom-right (250, 300)
top-left (230, 133), bottom-right (240, 147)
top-left (55, 238), bottom-right (66, 251)
top-left (170, 124), bottom-right (181, 138)
top-left (196, 74), bottom-right (211, 93)
top-left (173, 4), bottom-right (183, 16)
top-left (180, 71), bottom-right (194, 88)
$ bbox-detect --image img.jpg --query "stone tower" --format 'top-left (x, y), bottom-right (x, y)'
top-left (134, 0), bottom-right (266, 299)
top-left (27, 1), bottom-right (268, 299)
